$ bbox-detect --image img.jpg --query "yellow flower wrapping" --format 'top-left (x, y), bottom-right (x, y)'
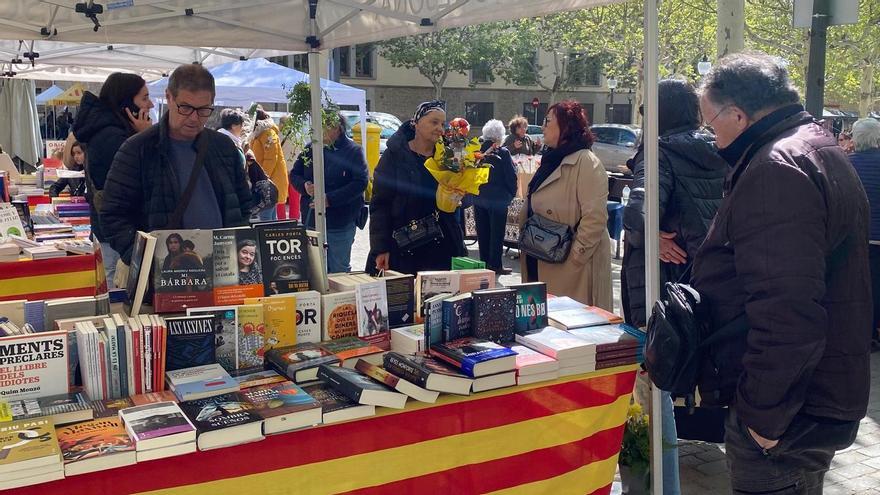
top-left (424, 140), bottom-right (490, 213)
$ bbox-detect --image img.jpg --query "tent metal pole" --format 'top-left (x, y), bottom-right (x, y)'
top-left (309, 49), bottom-right (329, 293)
top-left (643, 0), bottom-right (662, 493)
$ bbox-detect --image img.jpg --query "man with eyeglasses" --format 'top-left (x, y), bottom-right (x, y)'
top-left (101, 64), bottom-right (254, 266)
top-left (690, 52), bottom-right (870, 494)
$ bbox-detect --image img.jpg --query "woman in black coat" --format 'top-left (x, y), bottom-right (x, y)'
top-left (370, 101), bottom-right (466, 274)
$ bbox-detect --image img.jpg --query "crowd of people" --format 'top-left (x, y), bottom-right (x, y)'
top-left (50, 50), bottom-right (880, 495)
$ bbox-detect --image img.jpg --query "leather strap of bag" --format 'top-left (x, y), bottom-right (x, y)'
top-left (166, 134), bottom-right (210, 229)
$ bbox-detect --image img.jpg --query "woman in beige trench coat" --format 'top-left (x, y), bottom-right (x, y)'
top-left (519, 101), bottom-right (613, 310)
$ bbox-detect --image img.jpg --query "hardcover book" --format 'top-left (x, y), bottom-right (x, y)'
top-left (292, 290), bottom-right (321, 343)
top-left (240, 381), bottom-right (322, 434)
top-left (151, 229), bottom-right (214, 313)
top-left (355, 359), bottom-right (439, 404)
top-left (381, 271), bottom-right (415, 328)
top-left (244, 295), bottom-right (297, 351)
top-left (56, 416), bottom-right (136, 476)
top-left (317, 365), bottom-right (407, 409)
top-left (321, 291), bottom-right (358, 341)
top-left (471, 288), bottom-right (516, 343)
top-left (265, 343), bottom-right (341, 383)
top-left (441, 292), bottom-right (473, 342)
top-left (212, 227), bottom-right (265, 305)
top-left (355, 280), bottom-right (390, 347)
top-left (301, 383), bottom-right (375, 424)
top-left (508, 282), bottom-right (548, 334)
top-left (165, 364), bottom-right (239, 402)
top-left (118, 401), bottom-right (196, 451)
top-left (186, 306), bottom-right (237, 372)
top-left (164, 315), bottom-right (216, 372)
top-left (423, 293), bottom-right (452, 346)
top-left (0, 418), bottom-right (60, 474)
top-left (430, 337), bottom-right (517, 378)
top-left (383, 352), bottom-right (472, 395)
top-left (257, 224), bottom-right (310, 294)
top-left (319, 336), bottom-right (385, 368)
top-left (178, 392), bottom-right (264, 450)
top-left (0, 330), bottom-right (69, 401)
top-left (236, 304), bottom-right (266, 370)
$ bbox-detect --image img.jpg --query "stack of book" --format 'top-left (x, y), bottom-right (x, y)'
top-left (0, 418), bottom-right (64, 489)
top-left (430, 337), bottom-right (517, 392)
top-left (504, 344), bottom-right (560, 385)
top-left (54, 201), bottom-right (90, 226)
top-left (118, 402), bottom-right (197, 461)
top-left (547, 304), bottom-right (624, 331)
top-left (567, 324), bottom-right (645, 369)
top-left (56, 416), bottom-right (136, 476)
top-left (515, 327), bottom-right (597, 376)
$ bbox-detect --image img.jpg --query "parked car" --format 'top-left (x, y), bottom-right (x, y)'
top-left (590, 124), bottom-right (641, 174)
top-left (340, 111), bottom-right (402, 154)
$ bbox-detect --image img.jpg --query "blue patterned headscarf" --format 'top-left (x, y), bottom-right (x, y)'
top-left (412, 100), bottom-right (446, 123)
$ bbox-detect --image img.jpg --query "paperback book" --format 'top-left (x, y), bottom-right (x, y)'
top-left (292, 290), bottom-right (322, 343)
top-left (236, 304), bottom-right (266, 370)
top-left (178, 392), bottom-right (264, 450)
top-left (244, 295), bottom-right (297, 350)
top-left (319, 336), bottom-right (385, 368)
top-left (4, 392), bottom-right (92, 426)
top-left (381, 271), bottom-right (415, 328)
top-left (186, 306), bottom-right (237, 372)
top-left (212, 227), bottom-right (265, 305)
top-left (430, 337), bottom-right (517, 378)
top-left (265, 343), bottom-right (341, 383)
top-left (0, 418), bottom-right (61, 475)
top-left (151, 230), bottom-right (214, 313)
top-left (240, 381), bottom-right (322, 434)
top-left (471, 288), bottom-right (516, 343)
top-left (164, 315), bottom-right (216, 372)
top-left (165, 363), bottom-right (239, 402)
top-left (118, 401), bottom-right (196, 451)
top-left (508, 282), bottom-right (548, 334)
top-left (355, 280), bottom-right (390, 347)
top-left (0, 330), bottom-right (69, 400)
top-left (321, 291), bottom-right (358, 341)
top-left (257, 223), bottom-right (310, 294)
top-left (56, 416), bottom-right (136, 476)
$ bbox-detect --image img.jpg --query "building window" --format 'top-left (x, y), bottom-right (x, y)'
top-left (338, 46), bottom-right (351, 77)
top-left (605, 104), bottom-right (633, 124)
top-left (465, 102), bottom-right (494, 126)
top-left (522, 102), bottom-right (548, 127)
top-left (292, 54), bottom-right (309, 73)
top-left (567, 54), bottom-right (600, 87)
top-left (268, 55), bottom-right (289, 68)
top-left (355, 44), bottom-right (375, 78)
top-left (471, 62), bottom-right (492, 84)
top-left (581, 103), bottom-right (595, 124)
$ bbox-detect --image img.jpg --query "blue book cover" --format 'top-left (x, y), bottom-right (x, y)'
top-left (441, 293), bottom-right (472, 342)
top-left (164, 315), bottom-right (217, 372)
top-left (24, 300), bottom-right (44, 332)
top-left (166, 364), bottom-right (239, 401)
top-left (430, 337), bottom-right (517, 378)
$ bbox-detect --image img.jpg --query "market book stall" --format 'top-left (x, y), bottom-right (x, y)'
top-left (5, 366), bottom-right (636, 495)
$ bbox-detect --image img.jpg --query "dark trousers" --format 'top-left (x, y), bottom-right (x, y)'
top-left (725, 408), bottom-right (859, 494)
top-left (474, 204), bottom-right (507, 271)
top-left (869, 244), bottom-right (880, 339)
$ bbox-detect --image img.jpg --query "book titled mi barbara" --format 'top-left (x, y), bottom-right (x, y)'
top-left (257, 224), bottom-right (310, 294)
top-left (151, 230), bottom-right (214, 313)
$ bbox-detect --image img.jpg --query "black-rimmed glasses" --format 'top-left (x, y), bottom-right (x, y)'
top-left (176, 103), bottom-right (215, 117)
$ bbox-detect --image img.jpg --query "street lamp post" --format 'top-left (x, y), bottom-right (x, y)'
top-left (607, 76), bottom-right (618, 124)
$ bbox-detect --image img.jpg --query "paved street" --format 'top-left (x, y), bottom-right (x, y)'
top-left (350, 222), bottom-right (880, 494)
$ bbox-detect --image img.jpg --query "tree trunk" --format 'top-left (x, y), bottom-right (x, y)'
top-left (433, 83), bottom-right (443, 100)
top-left (859, 63), bottom-right (875, 117)
top-left (717, 0), bottom-right (745, 58)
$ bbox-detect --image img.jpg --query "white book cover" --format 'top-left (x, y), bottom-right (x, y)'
top-left (0, 330), bottom-right (69, 400)
top-left (417, 272), bottom-right (461, 317)
top-left (0, 203), bottom-right (26, 243)
top-left (293, 290), bottom-right (321, 343)
top-left (355, 280), bottom-right (389, 339)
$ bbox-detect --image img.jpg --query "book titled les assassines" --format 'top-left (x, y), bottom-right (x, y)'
top-left (257, 225), bottom-right (311, 295)
top-left (164, 315), bottom-right (216, 372)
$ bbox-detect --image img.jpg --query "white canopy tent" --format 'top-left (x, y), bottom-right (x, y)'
top-left (0, 2), bottom-right (665, 491)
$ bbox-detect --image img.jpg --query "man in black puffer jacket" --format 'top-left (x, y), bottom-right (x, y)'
top-left (100, 65), bottom-right (253, 263)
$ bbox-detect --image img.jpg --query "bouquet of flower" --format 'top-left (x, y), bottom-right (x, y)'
top-left (619, 401), bottom-right (651, 493)
top-left (424, 117), bottom-right (491, 212)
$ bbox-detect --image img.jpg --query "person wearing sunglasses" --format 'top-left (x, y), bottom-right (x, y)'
top-left (100, 64), bottom-right (254, 276)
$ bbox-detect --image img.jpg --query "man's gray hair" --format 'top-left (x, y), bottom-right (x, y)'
top-left (852, 118), bottom-right (880, 152)
top-left (481, 119), bottom-right (506, 144)
top-left (700, 51), bottom-right (800, 118)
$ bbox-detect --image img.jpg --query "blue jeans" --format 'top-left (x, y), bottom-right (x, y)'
top-left (661, 390), bottom-right (681, 495)
top-left (258, 207), bottom-right (278, 221)
top-left (325, 223), bottom-right (356, 273)
top-left (101, 241), bottom-right (121, 289)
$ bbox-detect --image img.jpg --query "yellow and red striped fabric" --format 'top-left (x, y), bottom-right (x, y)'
top-left (8, 366), bottom-right (636, 495)
top-left (0, 254), bottom-right (97, 302)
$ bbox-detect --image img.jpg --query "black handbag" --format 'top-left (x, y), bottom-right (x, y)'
top-left (392, 211), bottom-right (443, 252)
top-left (518, 193), bottom-right (573, 263)
top-left (356, 204), bottom-right (369, 230)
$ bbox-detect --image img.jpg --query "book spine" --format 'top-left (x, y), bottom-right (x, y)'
top-left (441, 302), bottom-right (453, 342)
top-left (157, 320), bottom-right (167, 391)
top-left (132, 325), bottom-right (143, 395)
top-left (116, 324), bottom-right (129, 398)
top-left (98, 337), bottom-right (109, 400)
top-left (106, 329), bottom-right (121, 398)
top-left (143, 324), bottom-right (153, 393)
top-left (383, 354), bottom-right (430, 388)
top-left (316, 365), bottom-right (363, 403)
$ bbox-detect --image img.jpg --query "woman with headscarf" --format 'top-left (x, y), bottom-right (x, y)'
top-left (369, 101), bottom-right (467, 274)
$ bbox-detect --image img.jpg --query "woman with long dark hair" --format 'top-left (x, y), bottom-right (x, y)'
top-left (73, 72), bottom-right (154, 287)
top-left (520, 100), bottom-right (611, 308)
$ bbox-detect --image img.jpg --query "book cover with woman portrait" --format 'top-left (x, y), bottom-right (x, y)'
top-left (212, 227), bottom-right (265, 305)
top-left (152, 230), bottom-right (214, 313)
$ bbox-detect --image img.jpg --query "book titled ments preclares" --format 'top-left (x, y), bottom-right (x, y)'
top-left (257, 224), bottom-right (310, 294)
top-left (240, 381), bottom-right (322, 434)
top-left (471, 288), bottom-right (516, 344)
top-left (56, 416), bottom-right (136, 476)
top-left (508, 282), bottom-right (548, 335)
top-left (0, 330), bottom-right (69, 401)
top-left (355, 359), bottom-right (439, 404)
top-left (302, 383), bottom-right (375, 424)
top-left (165, 364), bottom-right (239, 402)
top-left (212, 227), bottom-right (265, 305)
top-left (430, 337), bottom-right (517, 378)
top-left (151, 230), bottom-right (214, 313)
top-left (265, 343), bottom-right (340, 383)
top-left (118, 401), bottom-right (196, 451)
top-left (321, 291), bottom-right (358, 341)
top-left (383, 352), bottom-right (472, 396)
top-left (317, 364), bottom-right (407, 409)
top-left (164, 315), bottom-right (216, 372)
top-left (178, 392), bottom-right (264, 451)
